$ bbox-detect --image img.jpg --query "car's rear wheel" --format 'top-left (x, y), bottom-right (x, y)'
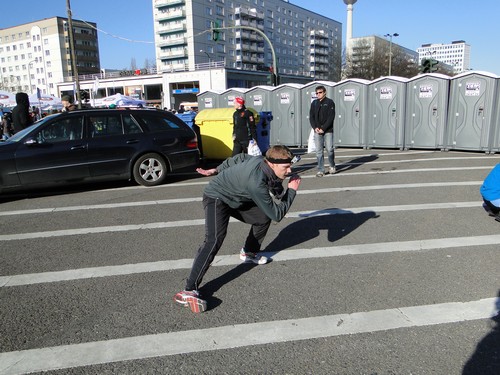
top-left (133, 153), bottom-right (168, 186)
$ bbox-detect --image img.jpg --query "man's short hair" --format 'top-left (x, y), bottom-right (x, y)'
top-left (315, 85), bottom-right (326, 93)
top-left (266, 145), bottom-right (294, 163)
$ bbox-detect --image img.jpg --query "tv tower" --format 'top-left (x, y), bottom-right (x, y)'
top-left (343, 0), bottom-right (357, 57)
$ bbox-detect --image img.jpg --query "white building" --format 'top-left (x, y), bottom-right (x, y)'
top-left (0, 17), bottom-right (100, 97)
top-left (152, 0), bottom-right (342, 82)
top-left (417, 40), bottom-right (470, 74)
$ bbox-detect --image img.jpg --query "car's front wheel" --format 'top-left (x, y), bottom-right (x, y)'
top-left (133, 153), bottom-right (168, 186)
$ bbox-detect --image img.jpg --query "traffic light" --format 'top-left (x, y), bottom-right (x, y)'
top-left (420, 58), bottom-right (431, 73)
top-left (266, 73), bottom-right (278, 86)
top-left (420, 58), bottom-right (439, 74)
top-left (429, 58), bottom-right (439, 73)
top-left (79, 89), bottom-right (90, 102)
top-left (211, 21), bottom-right (220, 41)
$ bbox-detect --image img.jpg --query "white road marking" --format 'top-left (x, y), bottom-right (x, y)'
top-left (0, 297), bottom-right (497, 375)
top-left (0, 201), bottom-right (482, 242)
top-left (0, 180), bottom-right (483, 217)
top-left (1, 232), bottom-right (498, 287)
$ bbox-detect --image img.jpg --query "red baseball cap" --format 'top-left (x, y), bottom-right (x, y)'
top-left (234, 97), bottom-right (245, 106)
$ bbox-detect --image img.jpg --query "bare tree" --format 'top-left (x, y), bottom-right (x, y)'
top-left (130, 58), bottom-right (137, 70)
top-left (344, 38), bottom-right (420, 80)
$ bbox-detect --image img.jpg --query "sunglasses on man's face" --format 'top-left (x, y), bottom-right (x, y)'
top-left (316, 91), bottom-right (325, 94)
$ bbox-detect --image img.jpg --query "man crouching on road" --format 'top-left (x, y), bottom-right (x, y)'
top-left (174, 145), bottom-right (302, 313)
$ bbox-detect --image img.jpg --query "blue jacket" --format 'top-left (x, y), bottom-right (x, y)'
top-left (480, 164), bottom-right (500, 201)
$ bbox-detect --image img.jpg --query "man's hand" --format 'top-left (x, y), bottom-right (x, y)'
top-left (287, 174), bottom-right (301, 191)
top-left (314, 127), bottom-right (324, 134)
top-left (196, 168), bottom-right (217, 176)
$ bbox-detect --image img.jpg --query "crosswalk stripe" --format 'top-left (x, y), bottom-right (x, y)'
top-left (0, 181), bottom-right (483, 217)
top-left (0, 201), bottom-right (482, 242)
top-left (0, 297), bottom-right (497, 375)
top-left (1, 232), bottom-right (498, 287)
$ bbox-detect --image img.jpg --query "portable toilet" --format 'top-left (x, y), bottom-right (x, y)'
top-left (246, 85), bottom-right (275, 112)
top-left (220, 88), bottom-right (250, 108)
top-left (405, 73), bottom-right (450, 150)
top-left (197, 89), bottom-right (224, 110)
top-left (488, 77), bottom-right (500, 153)
top-left (445, 71), bottom-right (499, 152)
top-left (332, 78), bottom-right (370, 148)
top-left (269, 83), bottom-right (304, 146)
top-left (301, 81), bottom-right (336, 148)
top-left (367, 76), bottom-right (408, 149)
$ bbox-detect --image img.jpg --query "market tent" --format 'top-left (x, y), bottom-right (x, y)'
top-left (0, 90), bottom-right (17, 107)
top-left (93, 93), bottom-right (146, 108)
top-left (29, 93), bottom-right (62, 107)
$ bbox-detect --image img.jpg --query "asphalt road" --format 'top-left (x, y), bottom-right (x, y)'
top-left (0, 148), bottom-right (499, 375)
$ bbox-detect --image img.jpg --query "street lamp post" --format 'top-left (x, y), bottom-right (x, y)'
top-left (201, 50), bottom-right (212, 90)
top-left (384, 33), bottom-right (399, 76)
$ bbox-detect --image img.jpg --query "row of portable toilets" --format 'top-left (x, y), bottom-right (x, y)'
top-left (197, 70), bottom-right (500, 154)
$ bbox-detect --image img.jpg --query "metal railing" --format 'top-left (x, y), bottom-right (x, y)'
top-left (64, 60), bottom-right (227, 82)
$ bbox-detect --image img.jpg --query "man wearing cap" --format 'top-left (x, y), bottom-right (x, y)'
top-left (232, 96), bottom-right (257, 156)
top-left (174, 145), bottom-right (302, 313)
top-left (61, 95), bottom-right (77, 112)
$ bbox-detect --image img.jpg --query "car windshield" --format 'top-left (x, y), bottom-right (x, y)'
top-left (4, 114), bottom-right (58, 143)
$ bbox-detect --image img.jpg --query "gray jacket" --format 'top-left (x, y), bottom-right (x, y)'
top-left (204, 154), bottom-right (297, 222)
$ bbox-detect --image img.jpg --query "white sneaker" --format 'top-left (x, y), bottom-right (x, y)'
top-left (239, 248), bottom-right (269, 265)
top-left (329, 166), bottom-right (336, 174)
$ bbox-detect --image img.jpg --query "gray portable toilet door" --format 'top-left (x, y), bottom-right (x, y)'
top-left (370, 81), bottom-right (405, 149)
top-left (273, 91), bottom-right (298, 145)
top-left (336, 84), bottom-right (365, 147)
top-left (406, 78), bottom-right (447, 150)
top-left (448, 77), bottom-right (494, 151)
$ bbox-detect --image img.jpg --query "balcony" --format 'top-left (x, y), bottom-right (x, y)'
top-left (156, 9), bottom-right (186, 22)
top-left (156, 24), bottom-right (187, 34)
top-left (159, 48), bottom-right (187, 59)
top-left (154, 0), bottom-right (185, 8)
top-left (158, 36), bottom-right (187, 47)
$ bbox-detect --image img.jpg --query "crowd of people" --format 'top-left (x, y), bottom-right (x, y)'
top-left (0, 93), bottom-right (81, 140)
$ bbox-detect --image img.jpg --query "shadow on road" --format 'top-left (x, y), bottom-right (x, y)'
top-left (199, 208), bottom-right (378, 308)
top-left (462, 290), bottom-right (500, 374)
top-left (265, 208), bottom-right (379, 252)
top-left (293, 153), bottom-right (379, 175)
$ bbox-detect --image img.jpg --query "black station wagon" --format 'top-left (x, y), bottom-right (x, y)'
top-left (0, 108), bottom-right (200, 193)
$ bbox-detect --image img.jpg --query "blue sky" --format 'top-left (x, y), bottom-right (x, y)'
top-left (1, 0), bottom-right (499, 75)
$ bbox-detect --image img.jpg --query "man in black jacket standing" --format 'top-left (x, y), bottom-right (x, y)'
top-left (174, 145), bottom-right (301, 313)
top-left (232, 96), bottom-right (257, 156)
top-left (309, 85), bottom-right (336, 177)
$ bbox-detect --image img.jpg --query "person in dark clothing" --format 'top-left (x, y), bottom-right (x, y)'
top-left (232, 96), bottom-right (257, 156)
top-left (61, 95), bottom-right (78, 112)
top-left (174, 145), bottom-right (302, 313)
top-left (309, 85), bottom-right (336, 177)
top-left (11, 92), bottom-right (33, 133)
top-left (1, 112), bottom-right (13, 140)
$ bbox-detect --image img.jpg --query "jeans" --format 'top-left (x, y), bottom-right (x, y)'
top-left (314, 131), bottom-right (335, 172)
top-left (185, 195), bottom-right (271, 290)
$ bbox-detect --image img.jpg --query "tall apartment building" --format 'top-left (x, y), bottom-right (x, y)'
top-left (152, 0), bottom-right (342, 81)
top-left (417, 41), bottom-right (470, 74)
top-left (0, 17), bottom-right (100, 96)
